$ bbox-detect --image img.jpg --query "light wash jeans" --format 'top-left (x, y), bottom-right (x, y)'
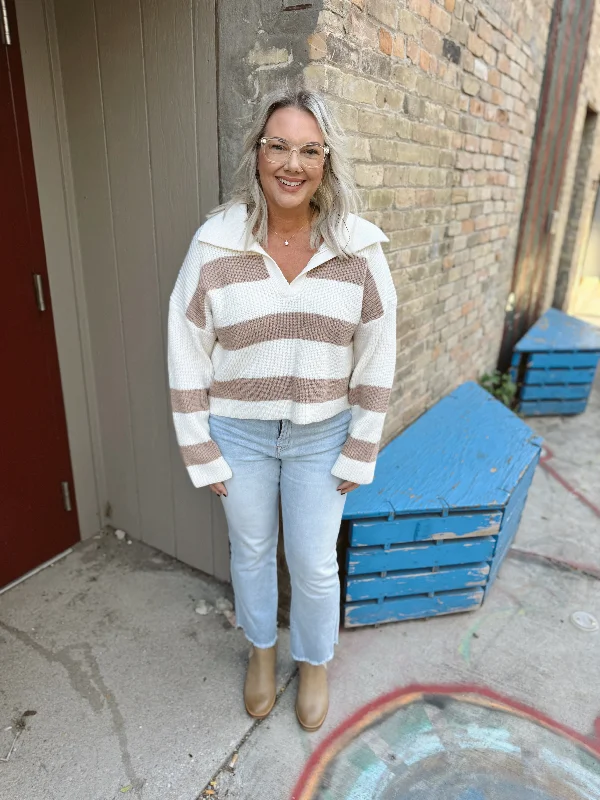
top-left (208, 408), bottom-right (351, 665)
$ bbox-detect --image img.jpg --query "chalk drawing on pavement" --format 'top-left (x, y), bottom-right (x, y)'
top-left (291, 685), bottom-right (600, 800)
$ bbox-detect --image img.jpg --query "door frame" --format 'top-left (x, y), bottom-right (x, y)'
top-left (14, 0), bottom-right (103, 539)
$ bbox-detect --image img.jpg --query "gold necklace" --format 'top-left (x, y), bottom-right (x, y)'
top-left (269, 219), bottom-right (310, 246)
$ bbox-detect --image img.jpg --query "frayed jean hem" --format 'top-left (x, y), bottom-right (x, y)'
top-left (292, 653), bottom-right (334, 666)
top-left (239, 625), bottom-right (278, 650)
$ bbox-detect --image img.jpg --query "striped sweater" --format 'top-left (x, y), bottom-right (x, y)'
top-left (168, 203), bottom-right (397, 488)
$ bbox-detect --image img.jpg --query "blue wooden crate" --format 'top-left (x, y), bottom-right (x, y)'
top-left (510, 308), bottom-right (600, 417)
top-left (341, 381), bottom-right (542, 628)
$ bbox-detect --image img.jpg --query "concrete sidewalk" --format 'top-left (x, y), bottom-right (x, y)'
top-left (1, 373), bottom-right (599, 800)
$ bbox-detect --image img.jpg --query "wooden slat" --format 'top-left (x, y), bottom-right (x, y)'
top-left (349, 512), bottom-right (502, 547)
top-left (344, 589), bottom-right (484, 627)
top-left (527, 352), bottom-right (600, 369)
top-left (521, 383), bottom-right (591, 401)
top-left (524, 367), bottom-right (597, 385)
top-left (488, 457), bottom-right (537, 589)
top-left (346, 563), bottom-right (490, 602)
top-left (346, 537), bottom-right (496, 576)
top-left (53, 0), bottom-right (141, 538)
top-left (95, 0), bottom-right (175, 553)
top-left (520, 399), bottom-right (589, 416)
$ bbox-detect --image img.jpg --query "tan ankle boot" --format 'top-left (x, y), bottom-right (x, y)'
top-left (244, 645), bottom-right (277, 719)
top-left (295, 662), bottom-right (328, 731)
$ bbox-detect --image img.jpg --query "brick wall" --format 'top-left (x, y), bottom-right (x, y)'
top-left (303, 0), bottom-right (554, 439)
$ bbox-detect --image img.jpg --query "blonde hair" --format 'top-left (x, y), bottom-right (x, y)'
top-left (214, 87), bottom-right (359, 257)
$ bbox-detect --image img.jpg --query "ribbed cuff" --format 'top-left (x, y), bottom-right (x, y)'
top-left (187, 457), bottom-right (233, 488)
top-left (331, 452), bottom-right (376, 485)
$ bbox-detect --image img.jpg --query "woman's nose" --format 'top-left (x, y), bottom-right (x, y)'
top-left (285, 149), bottom-right (303, 171)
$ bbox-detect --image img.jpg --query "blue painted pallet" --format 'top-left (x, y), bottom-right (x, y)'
top-left (523, 367), bottom-right (596, 385)
top-left (342, 381), bottom-right (542, 628)
top-left (511, 309), bottom-right (600, 417)
top-left (345, 589), bottom-right (484, 627)
top-left (347, 537), bottom-right (496, 576)
top-left (346, 563), bottom-right (490, 603)
top-left (521, 383), bottom-right (591, 400)
top-left (520, 399), bottom-right (588, 416)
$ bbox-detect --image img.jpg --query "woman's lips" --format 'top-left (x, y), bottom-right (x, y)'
top-left (275, 176), bottom-right (306, 193)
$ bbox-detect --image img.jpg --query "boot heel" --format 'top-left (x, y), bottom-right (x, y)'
top-left (295, 662), bottom-right (328, 731)
top-left (244, 645), bottom-right (277, 719)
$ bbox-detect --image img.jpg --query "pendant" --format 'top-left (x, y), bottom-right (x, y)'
top-left (284, 240), bottom-right (289, 246)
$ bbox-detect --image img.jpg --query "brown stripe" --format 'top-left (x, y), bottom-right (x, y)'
top-left (361, 268), bottom-right (384, 323)
top-left (341, 436), bottom-right (379, 463)
top-left (348, 385), bottom-right (391, 413)
top-left (306, 255), bottom-right (367, 285)
top-left (210, 376), bottom-right (349, 404)
top-left (171, 388), bottom-right (209, 413)
top-left (181, 440), bottom-right (222, 467)
top-left (186, 255), bottom-right (269, 328)
top-left (215, 313), bottom-right (356, 350)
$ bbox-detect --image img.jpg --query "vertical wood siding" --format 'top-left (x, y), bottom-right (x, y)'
top-left (500, 0), bottom-right (595, 366)
top-left (51, 0), bottom-right (229, 578)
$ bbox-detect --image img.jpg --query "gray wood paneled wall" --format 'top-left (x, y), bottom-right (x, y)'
top-left (51, 0), bottom-right (230, 579)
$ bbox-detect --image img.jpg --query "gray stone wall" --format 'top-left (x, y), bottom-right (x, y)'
top-left (217, 0), bottom-right (322, 199)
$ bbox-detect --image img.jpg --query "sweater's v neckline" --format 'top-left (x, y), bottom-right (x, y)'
top-left (250, 242), bottom-right (333, 296)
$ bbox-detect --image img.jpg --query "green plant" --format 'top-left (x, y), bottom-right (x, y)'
top-left (479, 370), bottom-right (517, 408)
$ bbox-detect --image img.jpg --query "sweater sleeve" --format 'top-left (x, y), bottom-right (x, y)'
top-left (168, 235), bottom-right (233, 488)
top-left (331, 243), bottom-right (397, 485)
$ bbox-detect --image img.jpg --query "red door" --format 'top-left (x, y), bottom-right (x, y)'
top-left (1, 0), bottom-right (80, 587)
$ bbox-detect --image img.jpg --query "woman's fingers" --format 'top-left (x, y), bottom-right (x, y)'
top-left (337, 481), bottom-right (359, 494)
top-left (209, 482), bottom-right (228, 497)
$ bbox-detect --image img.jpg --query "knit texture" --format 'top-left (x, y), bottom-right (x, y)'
top-left (168, 204), bottom-right (397, 488)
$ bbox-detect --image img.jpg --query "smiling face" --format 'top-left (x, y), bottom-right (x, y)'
top-left (257, 106), bottom-right (325, 216)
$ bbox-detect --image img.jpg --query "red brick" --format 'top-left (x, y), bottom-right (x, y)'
top-left (379, 27), bottom-right (393, 55)
top-left (420, 49), bottom-right (431, 71)
top-left (445, 0), bottom-right (456, 11)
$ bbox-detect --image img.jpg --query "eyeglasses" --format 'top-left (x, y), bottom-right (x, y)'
top-left (259, 137), bottom-right (329, 168)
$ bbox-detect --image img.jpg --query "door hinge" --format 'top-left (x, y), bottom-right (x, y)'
top-left (1, 0), bottom-right (11, 46)
top-left (61, 481), bottom-right (73, 512)
top-left (33, 274), bottom-right (46, 311)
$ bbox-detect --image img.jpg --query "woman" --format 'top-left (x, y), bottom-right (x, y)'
top-left (168, 88), bottom-right (397, 731)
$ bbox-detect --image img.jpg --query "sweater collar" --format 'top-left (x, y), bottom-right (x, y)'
top-left (197, 202), bottom-right (389, 255)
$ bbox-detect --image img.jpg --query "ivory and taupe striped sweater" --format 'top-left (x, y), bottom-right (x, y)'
top-left (168, 203), bottom-right (397, 488)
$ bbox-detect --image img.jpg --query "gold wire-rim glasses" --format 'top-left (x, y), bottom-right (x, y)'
top-left (259, 136), bottom-right (330, 168)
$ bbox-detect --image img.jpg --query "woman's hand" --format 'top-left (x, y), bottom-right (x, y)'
top-left (209, 482), bottom-right (228, 497)
top-left (337, 481), bottom-right (359, 495)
